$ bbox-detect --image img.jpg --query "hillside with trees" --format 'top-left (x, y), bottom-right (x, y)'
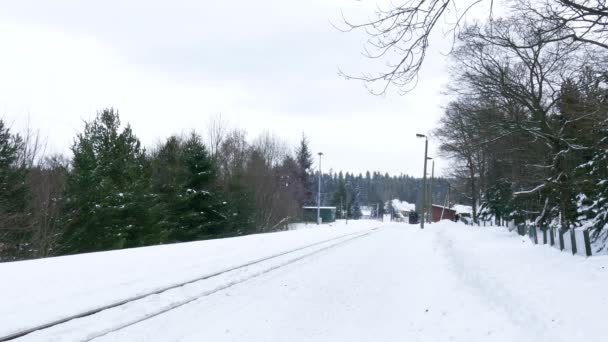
top-left (0, 111), bottom-right (447, 261)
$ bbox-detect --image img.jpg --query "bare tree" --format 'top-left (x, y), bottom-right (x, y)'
top-left (341, 0), bottom-right (608, 92)
top-left (15, 117), bottom-right (46, 168)
top-left (516, 0), bottom-right (608, 49)
top-left (251, 131), bottom-right (288, 167)
top-left (216, 128), bottom-right (249, 187)
top-left (339, 0), bottom-right (494, 94)
top-left (206, 113), bottom-right (228, 159)
top-left (440, 15), bottom-right (607, 229)
top-left (27, 156), bottom-right (68, 258)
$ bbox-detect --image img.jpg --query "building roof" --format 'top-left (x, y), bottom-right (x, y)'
top-left (452, 205), bottom-right (473, 214)
top-left (431, 204), bottom-right (456, 212)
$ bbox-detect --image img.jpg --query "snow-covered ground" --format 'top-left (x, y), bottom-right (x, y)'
top-left (0, 220), bottom-right (380, 339)
top-left (2, 220), bottom-right (608, 341)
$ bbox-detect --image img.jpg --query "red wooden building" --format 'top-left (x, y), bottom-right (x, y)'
top-left (431, 204), bottom-right (456, 222)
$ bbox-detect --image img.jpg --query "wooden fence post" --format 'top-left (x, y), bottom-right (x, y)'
top-left (549, 227), bottom-right (555, 246)
top-left (559, 229), bottom-right (565, 251)
top-left (570, 229), bottom-right (577, 255)
top-left (583, 229), bottom-right (593, 257)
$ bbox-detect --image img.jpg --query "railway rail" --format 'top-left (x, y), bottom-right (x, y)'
top-left (2, 227), bottom-right (379, 342)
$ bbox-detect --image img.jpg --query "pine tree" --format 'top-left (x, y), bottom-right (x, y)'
top-left (60, 109), bottom-right (156, 254)
top-left (0, 120), bottom-right (30, 260)
top-left (151, 133), bottom-right (229, 242)
top-left (295, 134), bottom-right (314, 206)
top-left (332, 179), bottom-right (348, 218)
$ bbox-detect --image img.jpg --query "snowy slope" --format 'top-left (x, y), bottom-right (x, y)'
top-left (3, 221), bottom-right (608, 341)
top-left (0, 220), bottom-right (380, 338)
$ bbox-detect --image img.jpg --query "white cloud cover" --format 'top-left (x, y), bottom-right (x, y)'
top-left (0, 0), bottom-right (451, 176)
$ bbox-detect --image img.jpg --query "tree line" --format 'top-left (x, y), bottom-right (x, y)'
top-left (0, 110), bottom-right (445, 261)
top-left (344, 0), bottom-right (608, 246)
top-left (320, 170), bottom-right (449, 219)
top-left (433, 3), bottom-right (608, 247)
top-left (343, 0), bottom-right (608, 248)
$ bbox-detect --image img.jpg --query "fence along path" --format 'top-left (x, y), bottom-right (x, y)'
top-left (516, 225), bottom-right (593, 257)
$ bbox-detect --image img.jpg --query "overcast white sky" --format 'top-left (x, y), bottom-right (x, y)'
top-left (0, 0), bottom-right (464, 176)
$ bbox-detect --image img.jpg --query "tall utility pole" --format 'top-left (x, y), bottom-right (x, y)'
top-left (429, 160), bottom-right (434, 224)
top-left (440, 183), bottom-right (450, 221)
top-left (317, 152), bottom-right (323, 225)
top-left (416, 134), bottom-right (428, 229)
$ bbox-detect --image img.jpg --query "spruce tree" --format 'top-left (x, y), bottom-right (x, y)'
top-left (60, 109), bottom-right (155, 254)
top-left (151, 133), bottom-right (229, 242)
top-left (0, 120), bottom-right (30, 260)
top-left (332, 179), bottom-right (348, 218)
top-left (295, 134), bottom-right (314, 206)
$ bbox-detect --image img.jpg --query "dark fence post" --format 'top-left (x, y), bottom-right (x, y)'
top-left (559, 229), bottom-right (565, 251)
top-left (583, 229), bottom-right (593, 257)
top-left (549, 227), bottom-right (555, 246)
top-left (570, 229), bottom-right (577, 255)
top-left (542, 227), bottom-right (547, 244)
top-left (532, 226), bottom-right (538, 244)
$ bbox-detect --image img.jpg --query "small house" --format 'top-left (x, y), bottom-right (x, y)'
top-left (431, 204), bottom-right (456, 222)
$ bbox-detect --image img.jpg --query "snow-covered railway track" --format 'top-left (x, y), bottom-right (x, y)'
top-left (3, 228), bottom-right (378, 342)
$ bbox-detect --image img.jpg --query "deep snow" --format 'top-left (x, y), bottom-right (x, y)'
top-left (2, 220), bottom-right (608, 341)
top-left (0, 220), bottom-right (380, 339)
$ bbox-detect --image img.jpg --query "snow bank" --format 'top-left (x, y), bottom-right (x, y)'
top-left (0, 221), bottom-right (380, 338)
top-left (432, 221), bottom-right (608, 341)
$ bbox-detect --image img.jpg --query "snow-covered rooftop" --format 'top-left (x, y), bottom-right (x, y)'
top-left (432, 204), bottom-right (454, 211)
top-left (452, 204), bottom-right (473, 214)
top-left (391, 199), bottom-right (415, 212)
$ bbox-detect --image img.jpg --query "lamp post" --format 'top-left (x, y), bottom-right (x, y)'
top-left (317, 152), bottom-right (323, 225)
top-left (429, 159), bottom-right (434, 224)
top-left (416, 134), bottom-right (428, 229)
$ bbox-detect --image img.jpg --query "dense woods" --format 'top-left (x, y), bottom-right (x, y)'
top-left (435, 9), bottom-right (608, 247)
top-left (0, 110), bottom-right (446, 261)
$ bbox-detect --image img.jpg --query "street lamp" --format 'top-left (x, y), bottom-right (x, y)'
top-left (428, 158), bottom-right (434, 224)
top-left (416, 134), bottom-right (428, 229)
top-left (317, 152), bottom-right (324, 225)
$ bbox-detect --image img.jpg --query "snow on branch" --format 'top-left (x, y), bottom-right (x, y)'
top-left (514, 183), bottom-right (546, 196)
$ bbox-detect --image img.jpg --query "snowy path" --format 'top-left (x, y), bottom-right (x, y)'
top-left (5, 221), bottom-right (608, 341)
top-left (90, 225), bottom-right (532, 342)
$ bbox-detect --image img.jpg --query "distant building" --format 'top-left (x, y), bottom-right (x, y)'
top-left (431, 204), bottom-right (456, 222)
top-left (302, 206), bottom-right (337, 223)
top-left (452, 204), bottom-right (473, 223)
top-left (360, 206), bottom-right (373, 219)
top-left (391, 199), bottom-right (416, 222)
top-left (452, 205), bottom-right (473, 216)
